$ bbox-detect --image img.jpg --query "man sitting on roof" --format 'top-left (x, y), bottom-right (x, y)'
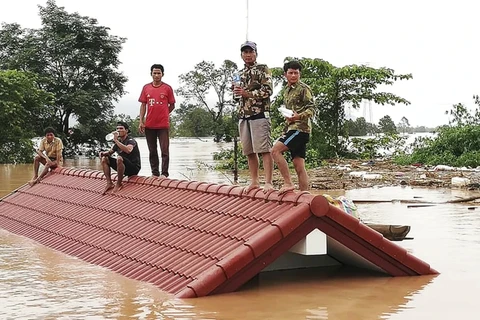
top-left (28, 127), bottom-right (64, 186)
top-left (99, 122), bottom-right (141, 194)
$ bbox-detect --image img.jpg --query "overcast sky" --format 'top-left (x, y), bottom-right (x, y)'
top-left (1, 0), bottom-right (479, 127)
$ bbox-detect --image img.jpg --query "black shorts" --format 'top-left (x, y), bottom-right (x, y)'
top-left (278, 130), bottom-right (310, 160)
top-left (108, 156), bottom-right (140, 176)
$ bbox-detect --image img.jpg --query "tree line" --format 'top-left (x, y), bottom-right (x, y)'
top-left (345, 115), bottom-right (435, 136)
top-left (2, 0), bottom-right (479, 168)
top-left (0, 0), bottom-right (127, 162)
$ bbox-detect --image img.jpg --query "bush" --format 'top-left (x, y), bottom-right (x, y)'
top-left (393, 124), bottom-right (480, 167)
top-left (213, 144), bottom-right (248, 170)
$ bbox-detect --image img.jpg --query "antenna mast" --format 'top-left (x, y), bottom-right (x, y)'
top-left (246, 0), bottom-right (249, 40)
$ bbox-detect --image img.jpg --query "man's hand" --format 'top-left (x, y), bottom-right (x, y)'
top-left (233, 86), bottom-right (249, 98)
top-left (99, 151), bottom-right (109, 157)
top-left (139, 122), bottom-right (145, 134)
top-left (286, 111), bottom-right (300, 123)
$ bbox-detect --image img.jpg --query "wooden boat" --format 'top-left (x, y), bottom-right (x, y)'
top-left (366, 224), bottom-right (412, 241)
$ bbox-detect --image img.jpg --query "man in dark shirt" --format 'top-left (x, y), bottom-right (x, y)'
top-left (100, 121), bottom-right (141, 194)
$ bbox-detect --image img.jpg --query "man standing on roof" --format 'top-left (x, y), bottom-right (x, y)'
top-left (28, 127), bottom-right (63, 186)
top-left (138, 64), bottom-right (176, 179)
top-left (271, 61), bottom-right (315, 194)
top-left (233, 41), bottom-right (274, 193)
top-left (100, 122), bottom-right (141, 194)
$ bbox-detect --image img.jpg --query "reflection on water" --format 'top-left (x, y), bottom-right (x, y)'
top-left (1, 139), bottom-right (479, 319)
top-left (187, 267), bottom-right (436, 320)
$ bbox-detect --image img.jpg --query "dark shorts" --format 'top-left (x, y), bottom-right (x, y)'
top-left (278, 130), bottom-right (310, 160)
top-left (108, 156), bottom-right (140, 176)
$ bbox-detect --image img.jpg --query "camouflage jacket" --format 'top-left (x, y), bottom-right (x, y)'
top-left (283, 81), bottom-right (315, 133)
top-left (237, 62), bottom-right (273, 118)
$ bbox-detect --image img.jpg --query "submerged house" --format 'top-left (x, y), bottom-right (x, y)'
top-left (0, 168), bottom-right (437, 298)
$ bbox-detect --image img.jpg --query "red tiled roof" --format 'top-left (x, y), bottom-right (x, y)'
top-left (0, 168), bottom-right (438, 298)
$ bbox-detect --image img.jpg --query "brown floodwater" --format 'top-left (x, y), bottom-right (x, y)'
top-left (1, 138), bottom-right (479, 319)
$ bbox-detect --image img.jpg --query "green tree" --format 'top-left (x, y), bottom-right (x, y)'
top-left (413, 126), bottom-right (427, 133)
top-left (397, 116), bottom-right (410, 134)
top-left (0, 70), bottom-right (53, 163)
top-left (378, 115), bottom-right (397, 133)
top-left (366, 122), bottom-right (379, 135)
top-left (351, 133), bottom-right (407, 160)
top-left (445, 99), bottom-right (480, 126)
top-left (271, 58), bottom-right (411, 158)
top-left (176, 60), bottom-right (238, 142)
top-left (395, 96), bottom-right (480, 167)
top-left (345, 117), bottom-right (368, 136)
top-left (0, 0), bottom-right (127, 140)
top-left (172, 103), bottom-right (215, 137)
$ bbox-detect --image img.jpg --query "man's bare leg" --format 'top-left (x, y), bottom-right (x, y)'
top-left (272, 142), bottom-right (295, 195)
top-left (261, 152), bottom-right (274, 192)
top-left (37, 161), bottom-right (56, 182)
top-left (101, 156), bottom-right (114, 194)
top-left (293, 157), bottom-right (309, 192)
top-left (113, 157), bottom-right (125, 193)
top-left (244, 153), bottom-right (260, 193)
top-left (29, 156), bottom-right (45, 186)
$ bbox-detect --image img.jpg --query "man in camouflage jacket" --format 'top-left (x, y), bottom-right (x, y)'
top-left (271, 60), bottom-right (315, 194)
top-left (233, 41), bottom-right (274, 193)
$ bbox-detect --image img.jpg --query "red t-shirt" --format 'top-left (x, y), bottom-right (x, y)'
top-left (138, 82), bottom-right (176, 129)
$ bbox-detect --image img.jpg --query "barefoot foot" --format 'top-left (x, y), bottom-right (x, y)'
top-left (113, 183), bottom-right (123, 193)
top-left (278, 184), bottom-right (295, 195)
top-left (28, 179), bottom-right (38, 187)
top-left (102, 183), bottom-right (114, 195)
top-left (263, 183), bottom-right (274, 193)
top-left (243, 184), bottom-right (260, 194)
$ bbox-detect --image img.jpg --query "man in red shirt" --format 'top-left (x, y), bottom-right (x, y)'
top-left (138, 64), bottom-right (176, 178)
